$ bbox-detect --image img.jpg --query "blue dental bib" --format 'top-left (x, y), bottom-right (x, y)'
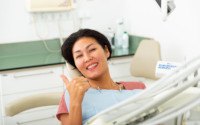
top-left (64, 88), bottom-right (141, 124)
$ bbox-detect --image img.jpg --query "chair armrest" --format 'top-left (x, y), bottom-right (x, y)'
top-left (5, 92), bottom-right (62, 116)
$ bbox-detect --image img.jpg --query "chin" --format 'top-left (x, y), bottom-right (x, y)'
top-left (86, 73), bottom-right (101, 80)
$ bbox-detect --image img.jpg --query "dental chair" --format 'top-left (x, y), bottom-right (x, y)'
top-left (130, 39), bottom-right (161, 87)
top-left (4, 92), bottom-right (62, 125)
top-left (85, 55), bottom-right (200, 125)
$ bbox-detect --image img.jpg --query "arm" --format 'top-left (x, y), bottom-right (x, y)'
top-left (60, 102), bottom-right (82, 125)
top-left (59, 75), bottom-right (90, 125)
top-left (57, 92), bottom-right (83, 125)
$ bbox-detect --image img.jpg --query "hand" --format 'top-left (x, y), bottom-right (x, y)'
top-left (60, 75), bottom-right (90, 104)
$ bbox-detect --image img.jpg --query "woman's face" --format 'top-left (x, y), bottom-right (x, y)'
top-left (72, 37), bottom-right (110, 79)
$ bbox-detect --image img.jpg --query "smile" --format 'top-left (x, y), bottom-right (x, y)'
top-left (86, 63), bottom-right (98, 70)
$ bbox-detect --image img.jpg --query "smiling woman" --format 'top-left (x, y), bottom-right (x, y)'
top-left (56, 29), bottom-right (145, 125)
top-left (72, 37), bottom-right (110, 80)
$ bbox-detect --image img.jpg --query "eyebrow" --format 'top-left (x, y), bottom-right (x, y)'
top-left (73, 43), bottom-right (95, 54)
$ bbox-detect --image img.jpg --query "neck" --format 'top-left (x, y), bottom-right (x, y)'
top-left (88, 71), bottom-right (115, 90)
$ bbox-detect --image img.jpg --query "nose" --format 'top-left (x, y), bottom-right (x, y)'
top-left (84, 53), bottom-right (93, 63)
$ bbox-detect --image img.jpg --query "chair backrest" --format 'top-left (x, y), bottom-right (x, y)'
top-left (65, 62), bottom-right (82, 81)
top-left (5, 92), bottom-right (62, 116)
top-left (130, 39), bottom-right (161, 80)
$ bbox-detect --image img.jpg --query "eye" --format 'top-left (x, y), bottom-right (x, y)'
top-left (89, 48), bottom-right (96, 52)
top-left (75, 54), bottom-right (83, 59)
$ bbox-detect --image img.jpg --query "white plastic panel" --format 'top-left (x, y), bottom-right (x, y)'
top-left (108, 57), bottom-right (132, 79)
top-left (26, 0), bottom-right (74, 12)
top-left (3, 106), bottom-right (60, 125)
top-left (1, 67), bottom-right (63, 95)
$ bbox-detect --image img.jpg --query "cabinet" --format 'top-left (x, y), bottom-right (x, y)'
top-left (109, 56), bottom-right (133, 81)
top-left (0, 75), bottom-right (3, 125)
top-left (0, 65), bottom-right (64, 125)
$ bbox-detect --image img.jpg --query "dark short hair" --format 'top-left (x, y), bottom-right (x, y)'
top-left (61, 28), bottom-right (112, 68)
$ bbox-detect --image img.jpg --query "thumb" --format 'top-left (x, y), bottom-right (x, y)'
top-left (60, 74), bottom-right (69, 85)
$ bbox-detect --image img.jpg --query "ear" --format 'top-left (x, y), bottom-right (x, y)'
top-left (104, 45), bottom-right (110, 58)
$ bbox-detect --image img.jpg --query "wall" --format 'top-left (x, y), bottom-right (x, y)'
top-left (124, 0), bottom-right (200, 62)
top-left (0, 0), bottom-right (200, 62)
top-left (0, 0), bottom-right (125, 43)
top-left (0, 0), bottom-right (78, 43)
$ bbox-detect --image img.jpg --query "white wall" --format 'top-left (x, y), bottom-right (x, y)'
top-left (0, 0), bottom-right (78, 43)
top-left (0, 0), bottom-right (200, 62)
top-left (0, 0), bottom-right (125, 43)
top-left (124, 0), bottom-right (200, 62)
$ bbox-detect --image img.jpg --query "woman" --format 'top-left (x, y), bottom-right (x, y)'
top-left (56, 29), bottom-right (145, 125)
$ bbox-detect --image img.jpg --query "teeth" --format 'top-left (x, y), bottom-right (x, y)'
top-left (87, 63), bottom-right (97, 70)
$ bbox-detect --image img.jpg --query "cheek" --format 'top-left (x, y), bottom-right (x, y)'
top-left (99, 52), bottom-right (108, 62)
top-left (74, 59), bottom-right (84, 70)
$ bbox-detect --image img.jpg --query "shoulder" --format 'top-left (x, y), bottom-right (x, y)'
top-left (119, 81), bottom-right (146, 90)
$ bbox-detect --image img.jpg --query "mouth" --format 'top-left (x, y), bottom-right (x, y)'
top-left (86, 63), bottom-right (98, 71)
